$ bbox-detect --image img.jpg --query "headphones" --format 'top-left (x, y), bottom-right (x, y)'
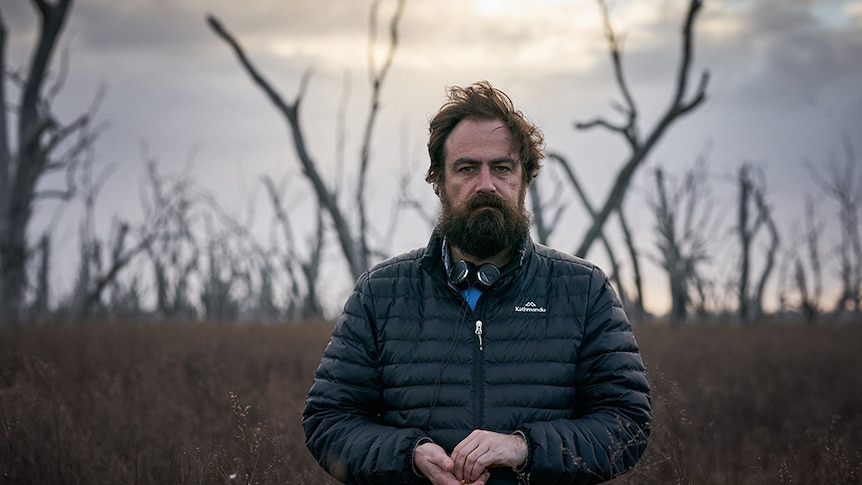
top-left (449, 260), bottom-right (501, 291)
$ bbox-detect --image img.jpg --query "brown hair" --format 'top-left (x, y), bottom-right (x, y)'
top-left (425, 81), bottom-right (544, 193)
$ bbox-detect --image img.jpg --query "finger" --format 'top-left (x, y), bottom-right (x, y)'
top-left (465, 444), bottom-right (490, 482)
top-left (479, 469), bottom-right (492, 485)
top-left (454, 443), bottom-right (481, 480)
top-left (429, 449), bottom-right (454, 476)
top-left (415, 442), bottom-right (457, 484)
top-left (466, 469), bottom-right (492, 485)
top-left (452, 431), bottom-right (482, 479)
top-left (454, 439), bottom-right (486, 482)
top-left (424, 460), bottom-right (459, 485)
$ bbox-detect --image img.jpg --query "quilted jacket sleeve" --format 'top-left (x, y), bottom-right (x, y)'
top-left (302, 274), bottom-right (425, 484)
top-left (519, 266), bottom-right (651, 484)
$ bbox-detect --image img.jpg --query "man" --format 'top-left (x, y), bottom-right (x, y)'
top-left (303, 81), bottom-right (651, 485)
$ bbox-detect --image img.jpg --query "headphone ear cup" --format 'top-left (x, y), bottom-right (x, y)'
top-left (449, 260), bottom-right (474, 290)
top-left (474, 263), bottom-right (501, 291)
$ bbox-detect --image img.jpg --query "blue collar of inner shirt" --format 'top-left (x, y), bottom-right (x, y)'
top-left (442, 238), bottom-right (483, 311)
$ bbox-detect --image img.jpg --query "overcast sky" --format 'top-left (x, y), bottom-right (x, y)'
top-left (4, 0), bottom-right (862, 315)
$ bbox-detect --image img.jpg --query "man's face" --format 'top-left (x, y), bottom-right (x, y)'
top-left (437, 118), bottom-right (530, 260)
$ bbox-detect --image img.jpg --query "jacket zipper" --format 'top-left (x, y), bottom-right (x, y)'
top-left (473, 318), bottom-right (485, 428)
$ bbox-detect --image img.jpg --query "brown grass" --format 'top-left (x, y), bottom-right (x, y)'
top-left (1, 320), bottom-right (860, 484)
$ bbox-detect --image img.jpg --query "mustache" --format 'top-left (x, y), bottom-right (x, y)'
top-left (465, 192), bottom-right (507, 211)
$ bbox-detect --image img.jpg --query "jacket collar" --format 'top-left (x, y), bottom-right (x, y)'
top-left (420, 230), bottom-right (532, 286)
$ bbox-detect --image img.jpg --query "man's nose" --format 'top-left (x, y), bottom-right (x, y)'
top-left (475, 166), bottom-right (495, 193)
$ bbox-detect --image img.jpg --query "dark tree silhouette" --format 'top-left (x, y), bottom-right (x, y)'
top-left (736, 163), bottom-right (780, 322)
top-left (572, 0), bottom-right (708, 263)
top-left (0, 0), bottom-right (102, 325)
top-left (648, 159), bottom-right (716, 323)
top-left (208, 0), bottom-right (406, 281)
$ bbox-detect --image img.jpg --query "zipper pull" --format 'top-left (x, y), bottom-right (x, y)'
top-left (475, 320), bottom-right (484, 351)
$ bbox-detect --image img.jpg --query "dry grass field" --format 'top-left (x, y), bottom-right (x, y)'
top-left (1, 320), bottom-right (860, 484)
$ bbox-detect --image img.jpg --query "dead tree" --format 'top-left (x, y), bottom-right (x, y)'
top-left (799, 197), bottom-right (824, 321)
top-left (773, 193), bottom-right (829, 324)
top-left (0, 0), bottom-right (102, 325)
top-left (572, 0), bottom-right (708, 260)
top-left (208, 0), bottom-right (406, 281)
top-left (736, 163), bottom-right (780, 322)
top-left (528, 168), bottom-right (566, 246)
top-left (783, 196), bottom-right (824, 323)
top-left (751, 181), bottom-right (779, 319)
top-left (199, 217), bottom-right (247, 323)
top-left (806, 135), bottom-right (862, 314)
top-left (261, 176), bottom-right (325, 320)
top-left (545, 152), bottom-right (631, 309)
top-left (648, 160), bottom-right (715, 323)
top-left (196, 183), bottom-right (290, 322)
top-left (384, 125), bottom-right (439, 244)
top-left (32, 233), bottom-right (50, 318)
top-left (140, 154), bottom-right (201, 320)
top-left (67, 153), bottom-right (156, 320)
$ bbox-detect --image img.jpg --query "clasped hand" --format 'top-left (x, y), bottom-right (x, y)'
top-left (414, 430), bottom-right (527, 485)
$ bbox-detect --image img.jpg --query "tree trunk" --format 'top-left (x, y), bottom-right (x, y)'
top-left (0, 0), bottom-right (78, 325)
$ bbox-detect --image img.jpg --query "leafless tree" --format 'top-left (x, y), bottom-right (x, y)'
top-left (66, 153), bottom-right (156, 320)
top-left (261, 175), bottom-right (325, 320)
top-left (32, 233), bottom-right (50, 319)
top-left (139, 154), bottom-right (202, 320)
top-left (0, 0), bottom-right (103, 325)
top-left (572, 0), bottom-right (708, 262)
top-left (806, 134), bottom-right (862, 314)
top-left (781, 197), bottom-right (824, 323)
top-left (544, 152), bottom-right (631, 309)
top-left (797, 197), bottom-right (825, 322)
top-left (648, 158), bottom-right (716, 323)
top-left (208, 0), bottom-right (406, 281)
top-left (383, 124), bottom-right (439, 245)
top-left (528, 162), bottom-right (567, 245)
top-left (735, 163), bottom-right (780, 322)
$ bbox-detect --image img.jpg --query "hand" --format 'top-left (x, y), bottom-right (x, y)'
top-left (414, 441), bottom-right (490, 485)
top-left (450, 430), bottom-right (527, 483)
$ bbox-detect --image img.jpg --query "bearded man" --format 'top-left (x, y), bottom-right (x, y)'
top-left (302, 81), bottom-right (651, 485)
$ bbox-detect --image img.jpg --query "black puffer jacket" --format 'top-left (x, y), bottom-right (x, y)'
top-left (303, 234), bottom-right (651, 484)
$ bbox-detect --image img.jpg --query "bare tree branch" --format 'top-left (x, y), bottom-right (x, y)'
top-left (648, 158), bottom-right (716, 323)
top-left (208, 14), bottom-right (365, 278)
top-left (546, 152), bottom-right (630, 305)
top-left (262, 175), bottom-right (325, 319)
top-left (805, 135), bottom-right (862, 313)
top-left (573, 0), bottom-right (708, 259)
top-left (208, 5), bottom-right (406, 280)
top-left (358, 0), bottom-right (406, 267)
top-left (752, 183), bottom-right (779, 319)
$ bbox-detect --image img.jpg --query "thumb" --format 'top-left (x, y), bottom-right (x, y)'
top-left (434, 452), bottom-right (455, 473)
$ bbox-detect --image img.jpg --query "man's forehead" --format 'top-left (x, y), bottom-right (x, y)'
top-left (444, 119), bottom-right (515, 160)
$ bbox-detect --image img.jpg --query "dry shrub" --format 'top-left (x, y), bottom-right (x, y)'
top-left (616, 322), bottom-right (862, 485)
top-left (0, 321), bottom-right (339, 484)
top-left (1, 320), bottom-right (860, 484)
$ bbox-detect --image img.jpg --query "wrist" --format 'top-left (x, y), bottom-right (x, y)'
top-left (411, 437), bottom-right (434, 478)
top-left (511, 429), bottom-right (531, 473)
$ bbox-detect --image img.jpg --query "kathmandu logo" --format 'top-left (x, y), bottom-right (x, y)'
top-left (514, 301), bottom-right (547, 313)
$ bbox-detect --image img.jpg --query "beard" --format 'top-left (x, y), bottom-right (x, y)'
top-left (437, 191), bottom-right (531, 260)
